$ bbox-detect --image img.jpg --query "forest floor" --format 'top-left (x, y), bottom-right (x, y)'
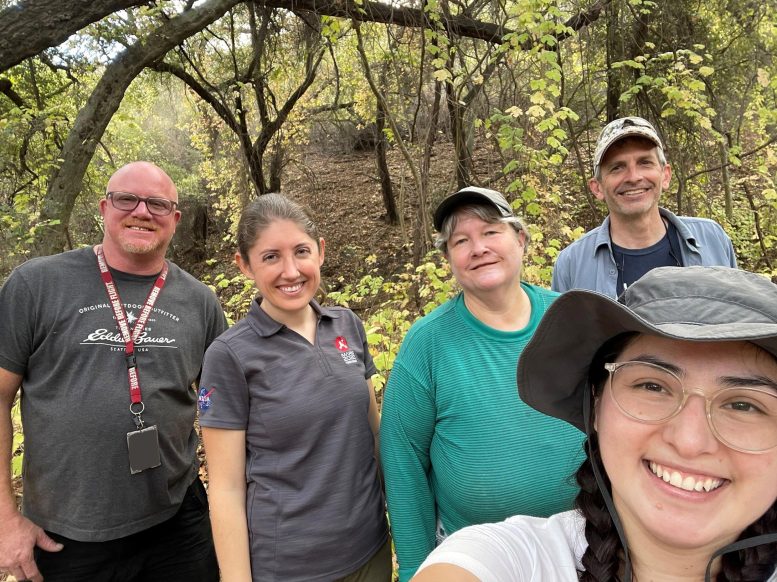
top-left (204, 137), bottom-right (516, 290)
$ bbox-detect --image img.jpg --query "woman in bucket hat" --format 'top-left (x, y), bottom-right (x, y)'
top-left (413, 266), bottom-right (777, 581)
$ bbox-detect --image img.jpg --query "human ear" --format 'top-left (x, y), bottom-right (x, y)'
top-left (235, 252), bottom-right (254, 280)
top-left (593, 389), bottom-right (601, 433)
top-left (318, 237), bottom-right (326, 266)
top-left (589, 178), bottom-right (605, 201)
top-left (661, 163), bottom-right (672, 189)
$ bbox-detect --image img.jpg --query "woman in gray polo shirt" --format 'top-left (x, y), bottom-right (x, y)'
top-left (199, 194), bottom-right (390, 582)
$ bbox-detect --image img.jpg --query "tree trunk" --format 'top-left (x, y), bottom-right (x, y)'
top-left (375, 98), bottom-right (399, 224)
top-left (604, 0), bottom-right (621, 121)
top-left (34, 0), bottom-right (243, 256)
top-left (448, 88), bottom-right (473, 188)
top-left (268, 140), bottom-right (284, 194)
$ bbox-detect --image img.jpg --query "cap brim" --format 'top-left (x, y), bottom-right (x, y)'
top-left (517, 290), bottom-right (777, 432)
top-left (433, 190), bottom-right (510, 231)
top-left (594, 127), bottom-right (663, 173)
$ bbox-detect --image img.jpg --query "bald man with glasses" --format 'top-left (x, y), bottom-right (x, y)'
top-left (0, 162), bottom-right (227, 582)
top-left (552, 117), bottom-right (736, 297)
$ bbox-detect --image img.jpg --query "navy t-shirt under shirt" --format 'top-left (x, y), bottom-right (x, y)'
top-left (612, 221), bottom-right (682, 294)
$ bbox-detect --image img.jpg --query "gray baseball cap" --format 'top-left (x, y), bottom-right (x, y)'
top-left (433, 186), bottom-right (514, 231)
top-left (593, 116), bottom-right (666, 176)
top-left (517, 266), bottom-right (777, 432)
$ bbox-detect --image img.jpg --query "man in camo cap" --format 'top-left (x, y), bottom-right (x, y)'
top-left (552, 116), bottom-right (736, 297)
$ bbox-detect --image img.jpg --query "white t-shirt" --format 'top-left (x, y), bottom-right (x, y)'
top-left (418, 510), bottom-right (585, 582)
top-left (418, 510), bottom-right (777, 582)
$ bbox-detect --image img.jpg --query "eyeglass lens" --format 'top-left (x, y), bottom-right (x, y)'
top-left (108, 192), bottom-right (175, 216)
top-left (607, 361), bottom-right (777, 452)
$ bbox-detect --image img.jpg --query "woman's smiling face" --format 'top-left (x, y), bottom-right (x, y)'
top-left (236, 218), bottom-right (324, 321)
top-left (596, 335), bottom-right (777, 554)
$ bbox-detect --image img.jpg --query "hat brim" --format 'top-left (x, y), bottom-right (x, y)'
top-left (433, 189), bottom-right (511, 231)
top-left (517, 290), bottom-right (777, 432)
top-left (594, 127), bottom-right (663, 174)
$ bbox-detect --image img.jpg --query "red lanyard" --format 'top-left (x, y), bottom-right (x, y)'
top-left (96, 245), bottom-right (168, 426)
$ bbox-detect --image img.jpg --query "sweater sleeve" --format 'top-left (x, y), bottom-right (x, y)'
top-left (380, 358), bottom-right (438, 582)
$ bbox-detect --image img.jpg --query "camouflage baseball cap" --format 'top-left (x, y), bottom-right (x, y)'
top-left (593, 116), bottom-right (666, 176)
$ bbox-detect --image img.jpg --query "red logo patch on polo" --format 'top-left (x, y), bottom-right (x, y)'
top-left (335, 336), bottom-right (349, 352)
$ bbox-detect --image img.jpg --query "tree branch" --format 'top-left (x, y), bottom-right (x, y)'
top-left (0, 78), bottom-right (28, 108)
top-left (150, 61), bottom-right (241, 133)
top-left (258, 0), bottom-right (612, 45)
top-left (0, 0), bottom-right (152, 72)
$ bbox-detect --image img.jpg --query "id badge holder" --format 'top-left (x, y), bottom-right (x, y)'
top-left (127, 425), bottom-right (162, 474)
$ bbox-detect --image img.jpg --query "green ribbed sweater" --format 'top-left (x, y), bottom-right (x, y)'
top-left (380, 284), bottom-right (586, 582)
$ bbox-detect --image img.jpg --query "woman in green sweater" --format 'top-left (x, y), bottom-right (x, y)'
top-left (380, 187), bottom-right (586, 581)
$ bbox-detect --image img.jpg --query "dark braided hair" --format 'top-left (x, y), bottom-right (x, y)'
top-left (574, 333), bottom-right (777, 581)
top-left (576, 433), bottom-right (623, 582)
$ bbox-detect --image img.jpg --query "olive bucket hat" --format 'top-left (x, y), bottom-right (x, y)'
top-left (517, 265), bottom-right (777, 582)
top-left (517, 266), bottom-right (777, 432)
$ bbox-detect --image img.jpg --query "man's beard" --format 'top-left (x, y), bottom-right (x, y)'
top-left (120, 238), bottom-right (165, 255)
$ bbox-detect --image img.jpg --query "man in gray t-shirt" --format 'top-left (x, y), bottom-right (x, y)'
top-left (0, 162), bottom-right (227, 582)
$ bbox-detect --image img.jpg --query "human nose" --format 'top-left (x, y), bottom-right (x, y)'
top-left (130, 198), bottom-right (154, 218)
top-left (470, 235), bottom-right (488, 256)
top-left (280, 255), bottom-right (301, 279)
top-left (623, 162), bottom-right (643, 183)
top-left (662, 392), bottom-right (720, 457)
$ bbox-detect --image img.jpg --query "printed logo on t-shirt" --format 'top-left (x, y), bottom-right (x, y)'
top-left (78, 302), bottom-right (179, 353)
top-left (198, 387), bottom-right (214, 413)
top-left (334, 336), bottom-right (358, 365)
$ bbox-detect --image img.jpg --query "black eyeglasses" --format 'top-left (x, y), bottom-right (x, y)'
top-left (106, 192), bottom-right (178, 216)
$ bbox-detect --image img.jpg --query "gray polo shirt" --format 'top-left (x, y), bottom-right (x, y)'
top-left (199, 299), bottom-right (387, 581)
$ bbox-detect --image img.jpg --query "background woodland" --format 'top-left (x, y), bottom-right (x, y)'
top-left (1, 0), bottom-right (776, 505)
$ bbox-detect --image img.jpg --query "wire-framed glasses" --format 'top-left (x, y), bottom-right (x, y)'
top-left (604, 361), bottom-right (777, 454)
top-left (106, 191), bottom-right (178, 216)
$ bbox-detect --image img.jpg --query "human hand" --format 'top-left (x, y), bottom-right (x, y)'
top-left (0, 513), bottom-right (63, 582)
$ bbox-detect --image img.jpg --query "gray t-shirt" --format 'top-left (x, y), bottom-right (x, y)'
top-left (199, 299), bottom-right (388, 582)
top-left (0, 247), bottom-right (227, 541)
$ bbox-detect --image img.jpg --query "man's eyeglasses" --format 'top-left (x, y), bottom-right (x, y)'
top-left (604, 361), bottom-right (777, 454)
top-left (106, 192), bottom-right (178, 216)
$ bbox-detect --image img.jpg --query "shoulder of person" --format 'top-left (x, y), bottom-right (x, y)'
top-left (674, 215), bottom-right (728, 232)
top-left (166, 260), bottom-right (217, 290)
top-left (523, 281), bottom-right (560, 299)
top-left (319, 304), bottom-right (358, 319)
top-left (4, 247), bottom-right (93, 288)
top-left (165, 261), bottom-right (224, 307)
top-left (16, 247), bottom-right (92, 272)
top-left (207, 316), bottom-right (250, 347)
top-left (501, 510), bottom-right (586, 560)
